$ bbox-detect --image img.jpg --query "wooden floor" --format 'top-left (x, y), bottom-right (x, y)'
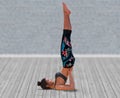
top-left (0, 57), bottom-right (120, 98)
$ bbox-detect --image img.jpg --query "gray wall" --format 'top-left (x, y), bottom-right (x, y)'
top-left (0, 0), bottom-right (120, 54)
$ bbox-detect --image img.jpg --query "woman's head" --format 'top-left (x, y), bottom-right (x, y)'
top-left (37, 78), bottom-right (54, 89)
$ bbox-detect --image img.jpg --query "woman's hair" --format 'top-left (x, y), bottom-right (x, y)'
top-left (37, 78), bottom-right (51, 89)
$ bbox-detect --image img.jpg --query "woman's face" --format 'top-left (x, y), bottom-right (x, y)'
top-left (45, 78), bottom-right (54, 87)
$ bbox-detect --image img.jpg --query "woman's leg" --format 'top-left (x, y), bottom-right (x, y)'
top-left (63, 2), bottom-right (72, 30)
top-left (61, 3), bottom-right (75, 69)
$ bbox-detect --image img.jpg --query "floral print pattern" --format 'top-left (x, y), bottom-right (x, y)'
top-left (61, 30), bottom-right (75, 68)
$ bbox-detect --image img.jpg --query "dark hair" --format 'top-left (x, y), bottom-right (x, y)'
top-left (37, 78), bottom-right (51, 89)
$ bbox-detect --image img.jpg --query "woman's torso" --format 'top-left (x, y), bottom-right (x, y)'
top-left (55, 68), bottom-right (69, 85)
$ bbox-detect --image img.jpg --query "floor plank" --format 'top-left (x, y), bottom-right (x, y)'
top-left (83, 58), bottom-right (99, 98)
top-left (104, 58), bottom-right (120, 97)
top-left (0, 58), bottom-right (10, 75)
top-left (93, 58), bottom-right (108, 98)
top-left (17, 58), bottom-right (37, 98)
top-left (0, 58), bottom-right (19, 97)
top-left (79, 58), bottom-right (91, 98)
top-left (96, 58), bottom-right (117, 98)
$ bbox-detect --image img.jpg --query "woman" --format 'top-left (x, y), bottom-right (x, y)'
top-left (37, 2), bottom-right (75, 90)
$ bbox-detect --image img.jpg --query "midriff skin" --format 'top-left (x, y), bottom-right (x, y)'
top-left (55, 67), bottom-right (71, 85)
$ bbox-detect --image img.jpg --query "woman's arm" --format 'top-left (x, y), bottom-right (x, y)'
top-left (55, 68), bottom-right (75, 90)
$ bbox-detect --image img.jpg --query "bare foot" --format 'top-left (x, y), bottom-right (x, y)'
top-left (63, 2), bottom-right (71, 15)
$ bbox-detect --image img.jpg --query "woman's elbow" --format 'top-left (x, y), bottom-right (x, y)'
top-left (70, 85), bottom-right (75, 90)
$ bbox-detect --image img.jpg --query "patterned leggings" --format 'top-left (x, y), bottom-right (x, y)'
top-left (61, 29), bottom-right (75, 68)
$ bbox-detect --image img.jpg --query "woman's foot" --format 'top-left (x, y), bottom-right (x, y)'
top-left (63, 2), bottom-right (71, 15)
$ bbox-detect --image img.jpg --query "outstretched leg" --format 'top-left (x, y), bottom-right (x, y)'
top-left (61, 3), bottom-right (75, 69)
top-left (63, 2), bottom-right (72, 30)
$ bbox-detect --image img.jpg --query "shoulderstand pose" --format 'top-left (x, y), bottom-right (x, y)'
top-left (37, 2), bottom-right (75, 90)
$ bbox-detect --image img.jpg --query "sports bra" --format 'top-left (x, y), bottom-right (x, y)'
top-left (55, 72), bottom-right (67, 84)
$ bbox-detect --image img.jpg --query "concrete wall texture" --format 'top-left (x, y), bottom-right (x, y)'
top-left (0, 0), bottom-right (120, 54)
